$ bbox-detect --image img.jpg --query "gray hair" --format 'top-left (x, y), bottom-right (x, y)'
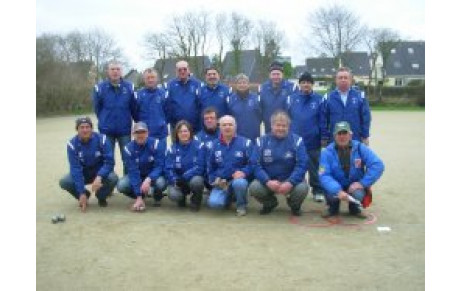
top-left (235, 73), bottom-right (249, 82)
top-left (219, 115), bottom-right (237, 130)
top-left (106, 59), bottom-right (121, 70)
top-left (143, 67), bottom-right (158, 76)
top-left (336, 66), bottom-right (353, 78)
top-left (270, 110), bottom-right (291, 126)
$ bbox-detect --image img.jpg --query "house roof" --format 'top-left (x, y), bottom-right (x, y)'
top-left (154, 56), bottom-right (211, 82)
top-left (222, 49), bottom-right (261, 82)
top-left (306, 52), bottom-right (370, 77)
top-left (294, 65), bottom-right (308, 78)
top-left (385, 41), bottom-right (425, 76)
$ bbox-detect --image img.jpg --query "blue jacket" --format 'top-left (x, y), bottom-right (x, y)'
top-left (195, 128), bottom-right (220, 150)
top-left (92, 79), bottom-right (137, 136)
top-left (66, 133), bottom-right (114, 195)
top-left (165, 77), bottom-right (202, 131)
top-left (165, 139), bottom-right (205, 185)
top-left (259, 79), bottom-right (298, 134)
top-left (227, 92), bottom-right (262, 141)
top-left (319, 140), bottom-right (385, 198)
top-left (252, 133), bottom-right (307, 186)
top-left (286, 91), bottom-right (326, 150)
top-left (198, 83), bottom-right (231, 119)
top-left (136, 86), bottom-right (168, 139)
top-left (322, 88), bottom-right (371, 142)
top-left (124, 137), bottom-right (166, 196)
top-left (207, 136), bottom-right (254, 184)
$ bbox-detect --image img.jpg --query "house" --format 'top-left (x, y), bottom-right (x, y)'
top-left (384, 41), bottom-right (425, 86)
top-left (222, 49), bottom-right (262, 83)
top-left (154, 56), bottom-right (211, 83)
top-left (123, 69), bottom-right (142, 87)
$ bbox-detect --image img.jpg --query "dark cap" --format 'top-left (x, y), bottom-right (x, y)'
top-left (299, 72), bottom-right (314, 84)
top-left (269, 61), bottom-right (284, 72)
top-left (132, 122), bottom-right (148, 133)
top-left (75, 116), bottom-right (93, 130)
top-left (334, 121), bottom-right (352, 135)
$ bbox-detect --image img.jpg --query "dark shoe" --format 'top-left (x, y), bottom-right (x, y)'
top-left (98, 199), bottom-right (108, 207)
top-left (321, 210), bottom-right (338, 219)
top-left (85, 189), bottom-right (91, 198)
top-left (291, 208), bottom-right (302, 216)
top-left (152, 200), bottom-right (161, 207)
top-left (350, 211), bottom-right (367, 219)
top-left (190, 203), bottom-right (200, 212)
top-left (259, 205), bottom-right (276, 215)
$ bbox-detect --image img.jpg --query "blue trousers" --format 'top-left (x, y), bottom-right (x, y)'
top-left (307, 148), bottom-right (324, 194)
top-left (59, 172), bottom-right (118, 200)
top-left (208, 178), bottom-right (248, 209)
top-left (106, 134), bottom-right (131, 175)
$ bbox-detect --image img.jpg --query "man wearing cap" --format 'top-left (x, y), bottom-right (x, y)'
top-left (227, 73), bottom-right (262, 142)
top-left (286, 72), bottom-right (327, 203)
top-left (319, 121), bottom-right (384, 219)
top-left (198, 67), bottom-right (230, 121)
top-left (116, 122), bottom-right (167, 211)
top-left (92, 60), bottom-right (137, 175)
top-left (322, 67), bottom-right (371, 146)
top-left (259, 61), bottom-right (298, 135)
top-left (136, 68), bottom-right (168, 146)
top-left (207, 115), bottom-right (254, 216)
top-left (249, 111), bottom-right (309, 216)
top-left (59, 117), bottom-right (119, 212)
top-left (165, 60), bottom-right (202, 133)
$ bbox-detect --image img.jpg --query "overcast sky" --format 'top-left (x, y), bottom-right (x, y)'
top-left (36, 0), bottom-right (424, 69)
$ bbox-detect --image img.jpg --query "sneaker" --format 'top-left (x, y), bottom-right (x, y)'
top-left (236, 207), bottom-right (247, 216)
top-left (98, 199), bottom-right (108, 207)
top-left (152, 200), bottom-right (161, 207)
top-left (291, 208), bottom-right (302, 216)
top-left (313, 193), bottom-right (325, 203)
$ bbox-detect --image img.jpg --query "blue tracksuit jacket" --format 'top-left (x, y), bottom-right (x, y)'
top-left (259, 79), bottom-right (298, 134)
top-left (286, 91), bottom-right (326, 150)
top-left (165, 77), bottom-right (202, 131)
top-left (92, 79), bottom-right (137, 136)
top-left (66, 133), bottom-right (114, 195)
top-left (227, 92), bottom-right (262, 141)
top-left (252, 133), bottom-right (308, 186)
top-left (198, 83), bottom-right (231, 119)
top-left (207, 136), bottom-right (254, 184)
top-left (136, 86), bottom-right (168, 139)
top-left (322, 88), bottom-right (371, 142)
top-left (165, 139), bottom-right (205, 185)
top-left (319, 140), bottom-right (385, 197)
top-left (124, 137), bottom-right (166, 196)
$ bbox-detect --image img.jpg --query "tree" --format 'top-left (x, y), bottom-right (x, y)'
top-left (308, 4), bottom-right (364, 66)
top-left (214, 12), bottom-right (228, 73)
top-left (253, 20), bottom-right (284, 79)
top-left (143, 32), bottom-right (172, 82)
top-left (225, 12), bottom-right (252, 75)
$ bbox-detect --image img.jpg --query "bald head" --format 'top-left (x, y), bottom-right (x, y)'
top-left (176, 60), bottom-right (190, 81)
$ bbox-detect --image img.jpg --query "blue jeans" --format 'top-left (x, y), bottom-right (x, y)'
top-left (107, 135), bottom-right (131, 175)
top-left (59, 172), bottom-right (118, 200)
top-left (117, 175), bottom-right (166, 200)
top-left (208, 178), bottom-right (249, 209)
top-left (307, 148), bottom-right (324, 194)
top-left (249, 179), bottom-right (309, 210)
top-left (326, 189), bottom-right (365, 215)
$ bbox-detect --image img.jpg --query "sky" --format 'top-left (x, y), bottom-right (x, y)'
top-left (36, 0), bottom-right (424, 70)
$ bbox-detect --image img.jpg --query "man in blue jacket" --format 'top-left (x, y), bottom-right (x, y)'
top-left (207, 115), bottom-right (254, 216)
top-left (286, 72), bottom-right (327, 203)
top-left (227, 73), bottom-right (262, 142)
top-left (249, 111), bottom-right (308, 216)
top-left (319, 121), bottom-right (384, 219)
top-left (136, 68), bottom-right (168, 145)
top-left (259, 61), bottom-right (298, 135)
top-left (117, 122), bottom-right (167, 212)
top-left (59, 117), bottom-right (119, 212)
top-left (322, 67), bottom-right (371, 145)
top-left (198, 67), bottom-right (230, 121)
top-left (165, 60), bottom-right (202, 132)
top-left (92, 60), bottom-right (137, 175)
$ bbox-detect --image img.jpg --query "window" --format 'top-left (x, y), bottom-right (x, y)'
top-left (412, 63), bottom-right (420, 69)
top-left (331, 68), bottom-right (336, 72)
top-left (391, 48), bottom-right (396, 54)
top-left (395, 78), bottom-right (403, 86)
top-left (394, 61), bottom-right (402, 68)
top-left (408, 48), bottom-right (414, 54)
top-left (321, 68), bottom-right (325, 72)
top-left (312, 68), bottom-right (316, 73)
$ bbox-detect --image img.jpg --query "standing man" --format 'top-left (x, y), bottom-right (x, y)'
top-left (116, 122), bottom-right (167, 212)
top-left (136, 68), bottom-right (168, 146)
top-left (165, 60), bottom-right (202, 132)
top-left (259, 61), bottom-right (298, 135)
top-left (207, 115), bottom-right (253, 216)
top-left (322, 67), bottom-right (371, 146)
top-left (286, 72), bottom-right (326, 202)
top-left (319, 121), bottom-right (384, 219)
top-left (92, 60), bottom-right (137, 175)
top-left (59, 117), bottom-right (118, 212)
top-left (249, 111), bottom-right (309, 216)
top-left (227, 73), bottom-right (262, 142)
top-left (198, 67), bottom-right (230, 121)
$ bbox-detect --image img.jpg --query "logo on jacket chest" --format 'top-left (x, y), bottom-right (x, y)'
top-left (285, 151), bottom-right (294, 159)
top-left (310, 102), bottom-right (317, 110)
top-left (354, 158), bottom-right (362, 168)
top-left (234, 151), bottom-right (243, 158)
top-left (263, 149), bottom-right (273, 163)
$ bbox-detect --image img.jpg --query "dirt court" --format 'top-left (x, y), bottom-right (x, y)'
top-left (36, 111), bottom-right (424, 290)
